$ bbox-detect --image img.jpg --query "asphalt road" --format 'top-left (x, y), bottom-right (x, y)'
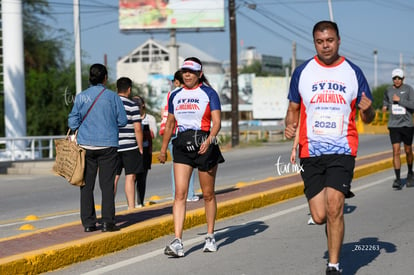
top-left (0, 134), bottom-right (391, 239)
top-left (46, 165), bottom-right (414, 275)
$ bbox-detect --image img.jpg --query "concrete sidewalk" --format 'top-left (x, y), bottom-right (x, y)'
top-left (0, 151), bottom-right (395, 274)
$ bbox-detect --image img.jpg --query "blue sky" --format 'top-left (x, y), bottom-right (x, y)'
top-left (48, 0), bottom-right (414, 87)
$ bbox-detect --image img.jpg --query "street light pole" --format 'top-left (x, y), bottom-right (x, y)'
top-left (229, 0), bottom-right (239, 147)
top-left (373, 49), bottom-right (378, 88)
top-left (328, 0), bottom-right (334, 21)
top-left (74, 0), bottom-right (82, 94)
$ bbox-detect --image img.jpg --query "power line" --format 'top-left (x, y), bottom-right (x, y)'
top-left (239, 0), bottom-right (413, 70)
top-left (26, 0), bottom-right (414, 78)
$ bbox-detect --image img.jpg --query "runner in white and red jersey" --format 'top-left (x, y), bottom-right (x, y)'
top-left (288, 55), bottom-right (372, 158)
top-left (158, 57), bottom-right (224, 258)
top-left (168, 80), bottom-right (221, 133)
top-left (285, 21), bottom-right (375, 275)
top-left (160, 70), bottom-right (199, 202)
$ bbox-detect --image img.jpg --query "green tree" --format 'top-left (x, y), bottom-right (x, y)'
top-left (240, 61), bottom-right (262, 75)
top-left (371, 84), bottom-right (388, 110)
top-left (25, 66), bottom-right (75, 135)
top-left (23, 0), bottom-right (66, 73)
top-left (0, 88), bottom-right (3, 138)
top-left (239, 60), bottom-right (289, 77)
top-left (23, 0), bottom-right (75, 136)
top-left (240, 61), bottom-right (272, 76)
top-left (0, 1), bottom-right (88, 137)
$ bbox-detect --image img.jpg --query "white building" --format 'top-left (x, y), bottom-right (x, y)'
top-left (239, 46), bottom-right (261, 67)
top-left (116, 39), bottom-right (289, 121)
top-left (116, 38), bottom-right (224, 85)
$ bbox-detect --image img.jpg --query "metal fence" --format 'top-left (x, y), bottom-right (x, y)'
top-left (0, 121), bottom-right (286, 162)
top-left (0, 135), bottom-right (64, 162)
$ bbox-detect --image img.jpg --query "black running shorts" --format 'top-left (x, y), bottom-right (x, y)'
top-left (173, 141), bottom-right (224, 171)
top-left (300, 154), bottom-right (355, 200)
top-left (388, 127), bottom-right (414, 146)
top-left (116, 148), bottom-right (143, 175)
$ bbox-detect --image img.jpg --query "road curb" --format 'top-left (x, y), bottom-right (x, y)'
top-left (0, 155), bottom-right (396, 274)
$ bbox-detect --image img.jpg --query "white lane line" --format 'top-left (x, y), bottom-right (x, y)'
top-left (82, 203), bottom-right (310, 275)
top-left (80, 205), bottom-right (325, 275)
top-left (352, 175), bottom-right (393, 192)
top-left (0, 171), bottom-right (393, 229)
top-left (79, 175), bottom-right (391, 275)
top-left (0, 212), bottom-right (79, 228)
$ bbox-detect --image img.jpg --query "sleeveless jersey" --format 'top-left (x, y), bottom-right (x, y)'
top-left (168, 83), bottom-right (221, 132)
top-left (288, 56), bottom-right (373, 158)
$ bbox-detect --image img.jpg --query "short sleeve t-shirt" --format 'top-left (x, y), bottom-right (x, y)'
top-left (288, 56), bottom-right (372, 158)
top-left (118, 96), bottom-right (141, 152)
top-left (168, 83), bottom-right (221, 132)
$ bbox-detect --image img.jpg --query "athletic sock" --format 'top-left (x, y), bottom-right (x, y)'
top-left (395, 169), bottom-right (401, 180)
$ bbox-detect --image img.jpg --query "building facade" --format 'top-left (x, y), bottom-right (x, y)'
top-left (117, 38), bottom-right (224, 85)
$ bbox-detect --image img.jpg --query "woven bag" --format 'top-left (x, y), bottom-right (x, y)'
top-left (53, 130), bottom-right (85, 186)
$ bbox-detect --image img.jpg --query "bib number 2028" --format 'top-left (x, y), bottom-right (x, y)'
top-left (312, 113), bottom-right (344, 136)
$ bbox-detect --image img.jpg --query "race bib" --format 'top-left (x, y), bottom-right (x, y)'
top-left (392, 104), bottom-right (406, 115)
top-left (311, 113), bottom-right (344, 136)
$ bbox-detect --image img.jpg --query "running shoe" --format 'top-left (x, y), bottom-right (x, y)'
top-left (307, 216), bottom-right (315, 225)
top-left (326, 266), bottom-right (341, 275)
top-left (406, 173), bottom-right (414, 187)
top-left (203, 236), bottom-right (217, 252)
top-left (187, 196), bottom-right (200, 202)
top-left (392, 179), bottom-right (402, 190)
top-left (345, 190), bottom-right (355, 198)
top-left (164, 238), bottom-right (184, 257)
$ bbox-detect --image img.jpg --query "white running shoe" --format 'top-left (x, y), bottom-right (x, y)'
top-left (187, 196), bottom-right (200, 202)
top-left (203, 236), bottom-right (217, 252)
top-left (164, 238), bottom-right (184, 257)
top-left (308, 216), bottom-right (315, 225)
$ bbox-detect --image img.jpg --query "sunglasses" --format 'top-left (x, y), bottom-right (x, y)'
top-left (181, 69), bottom-right (200, 75)
top-left (393, 76), bottom-right (403, 80)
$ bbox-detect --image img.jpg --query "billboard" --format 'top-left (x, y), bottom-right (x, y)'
top-left (119, 0), bottom-right (225, 30)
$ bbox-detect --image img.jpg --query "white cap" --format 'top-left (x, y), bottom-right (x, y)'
top-left (392, 68), bottom-right (404, 78)
top-left (181, 60), bottom-right (202, 71)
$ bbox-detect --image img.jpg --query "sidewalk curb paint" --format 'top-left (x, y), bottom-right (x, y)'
top-left (0, 182), bottom-right (304, 275)
top-left (0, 156), bottom-right (397, 274)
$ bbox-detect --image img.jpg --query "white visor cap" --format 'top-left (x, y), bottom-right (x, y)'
top-left (181, 60), bottom-right (202, 71)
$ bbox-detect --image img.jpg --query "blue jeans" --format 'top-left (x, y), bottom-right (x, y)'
top-left (169, 141), bottom-right (196, 198)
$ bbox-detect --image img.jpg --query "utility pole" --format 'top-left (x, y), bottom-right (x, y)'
top-left (291, 41), bottom-right (297, 74)
top-left (168, 29), bottom-right (179, 75)
top-left (229, 0), bottom-right (239, 147)
top-left (328, 0), bottom-right (334, 21)
top-left (373, 49), bottom-right (378, 88)
top-left (74, 0), bottom-right (82, 94)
